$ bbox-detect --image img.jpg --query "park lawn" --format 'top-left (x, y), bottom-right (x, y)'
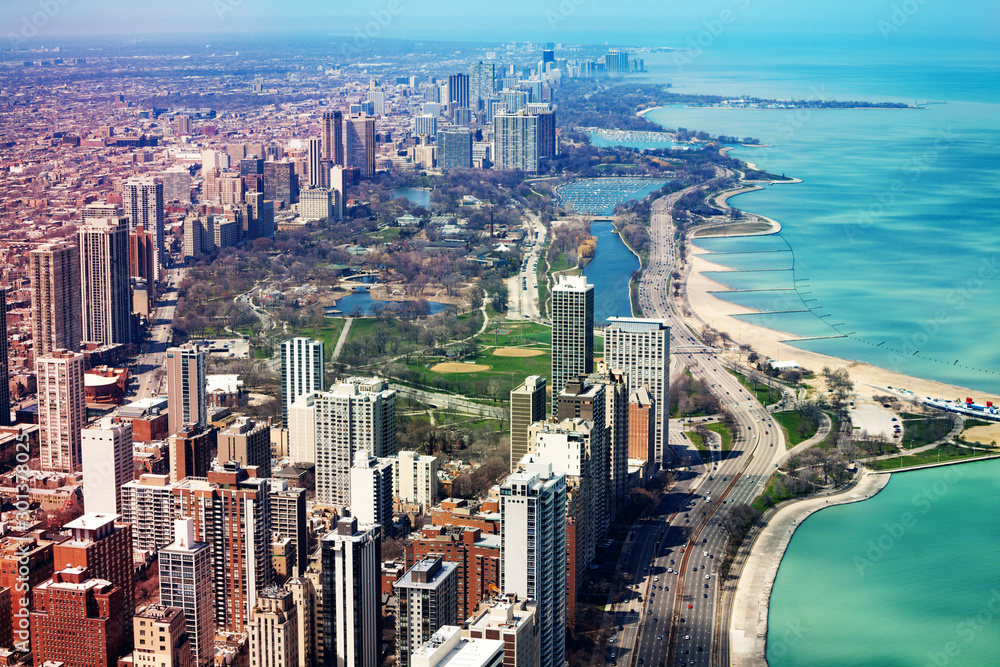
top-left (548, 251), bottom-right (575, 274)
top-left (407, 349), bottom-right (552, 397)
top-left (772, 411), bottom-right (819, 447)
top-left (728, 369), bottom-right (783, 405)
top-left (815, 414), bottom-right (841, 451)
top-left (870, 444), bottom-right (999, 471)
top-left (687, 429), bottom-right (707, 451)
top-left (752, 473), bottom-right (816, 512)
top-left (900, 416), bottom-right (953, 449)
top-left (479, 322), bottom-right (551, 349)
top-left (372, 227), bottom-right (401, 242)
top-left (293, 319), bottom-right (347, 360)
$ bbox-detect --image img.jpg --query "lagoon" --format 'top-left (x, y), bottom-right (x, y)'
top-left (583, 221), bottom-right (638, 325)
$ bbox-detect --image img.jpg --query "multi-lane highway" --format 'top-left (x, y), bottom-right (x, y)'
top-left (507, 213), bottom-right (546, 321)
top-left (612, 190), bottom-right (790, 666)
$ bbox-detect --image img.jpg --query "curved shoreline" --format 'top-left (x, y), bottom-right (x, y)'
top-left (729, 470), bottom-right (891, 666)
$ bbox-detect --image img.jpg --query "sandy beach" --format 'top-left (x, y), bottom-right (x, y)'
top-left (680, 250), bottom-right (1000, 405)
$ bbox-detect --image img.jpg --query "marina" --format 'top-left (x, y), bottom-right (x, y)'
top-left (556, 177), bottom-right (669, 215)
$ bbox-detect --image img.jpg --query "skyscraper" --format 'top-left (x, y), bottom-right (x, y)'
top-left (263, 160), bottom-right (298, 207)
top-left (129, 222), bottom-right (156, 302)
top-left (321, 517), bottom-right (380, 667)
top-left (79, 217), bottom-right (133, 346)
top-left (550, 275), bottom-right (593, 412)
top-left (389, 450), bottom-right (439, 512)
top-left (493, 111), bottom-right (540, 173)
top-left (312, 379), bottom-right (396, 508)
top-left (349, 451), bottom-right (393, 532)
top-left (469, 61), bottom-right (496, 110)
top-left (270, 480), bottom-right (308, 579)
top-left (168, 424), bottom-right (216, 483)
top-left (322, 111), bottom-right (344, 165)
top-left (413, 114), bottom-right (437, 137)
top-left (120, 473), bottom-right (177, 556)
top-left (554, 378), bottom-right (610, 537)
top-left (122, 176), bottom-right (165, 277)
top-left (603, 317), bottom-right (670, 465)
top-left (81, 417), bottom-right (134, 515)
top-left (447, 73), bottom-right (470, 120)
top-left (159, 518), bottom-right (214, 667)
top-left (218, 416), bottom-right (271, 478)
top-left (166, 344), bottom-right (207, 435)
top-left (343, 116), bottom-right (376, 178)
top-left (590, 370), bottom-right (629, 520)
top-left (0, 288), bottom-right (10, 426)
top-left (436, 128), bottom-right (473, 170)
top-left (395, 558), bottom-right (459, 667)
top-left (500, 460), bottom-right (566, 667)
top-left (509, 375), bottom-right (546, 470)
top-left (308, 137), bottom-right (323, 188)
top-left (531, 108), bottom-right (557, 158)
top-left (172, 463), bottom-right (272, 633)
top-left (29, 242), bottom-right (82, 356)
top-left (37, 348), bottom-right (86, 473)
top-left (281, 337), bottom-right (325, 427)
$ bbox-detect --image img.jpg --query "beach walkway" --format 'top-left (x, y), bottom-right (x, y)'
top-left (332, 317), bottom-right (353, 361)
top-left (729, 471), bottom-right (890, 666)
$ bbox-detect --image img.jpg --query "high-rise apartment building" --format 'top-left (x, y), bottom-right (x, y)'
top-left (172, 463), bottom-right (272, 633)
top-left (286, 576), bottom-right (317, 667)
top-left (388, 450), bottom-right (438, 512)
top-left (509, 375), bottom-right (546, 471)
top-left (79, 217), bottom-right (133, 346)
top-left (343, 116), bottom-right (376, 178)
top-left (129, 223), bottom-right (157, 302)
top-left (529, 418), bottom-right (605, 626)
top-left (30, 567), bottom-right (128, 667)
top-left (308, 137), bottom-right (323, 188)
top-left (395, 558), bottom-right (459, 667)
top-left (531, 108), bottom-right (557, 158)
top-left (414, 114), bottom-right (437, 137)
top-left (321, 517), bottom-right (380, 667)
top-left (299, 187), bottom-right (337, 221)
top-left (263, 161), bottom-right (298, 208)
top-left (159, 165), bottom-right (192, 203)
top-left (288, 391), bottom-right (318, 464)
top-left (555, 377), bottom-right (610, 536)
top-left (447, 73), bottom-right (470, 119)
top-left (322, 111), bottom-right (344, 165)
top-left (590, 370), bottom-right (629, 520)
top-left (436, 128), bottom-right (473, 170)
top-left (550, 275), bottom-right (593, 412)
top-left (628, 386), bottom-right (656, 469)
top-left (249, 587), bottom-right (299, 667)
top-left (500, 459), bottom-right (566, 667)
top-left (469, 61), bottom-right (496, 110)
top-left (219, 417), bottom-right (271, 478)
top-left (53, 513), bottom-right (136, 649)
top-left (270, 480), bottom-right (308, 579)
top-left (281, 337), bottom-right (325, 427)
top-left (0, 288), bottom-right (10, 426)
top-left (122, 176), bottom-right (165, 277)
top-left (168, 423), bottom-right (216, 483)
top-left (405, 525), bottom-right (501, 623)
top-left (603, 317), bottom-right (670, 464)
top-left (312, 379), bottom-right (396, 508)
top-left (29, 242), bottom-right (82, 356)
top-left (121, 473), bottom-right (176, 556)
top-left (0, 534), bottom-right (55, 634)
top-left (159, 518), bottom-right (214, 667)
top-left (166, 344), bottom-right (207, 435)
top-left (81, 417), bottom-right (133, 515)
top-left (349, 451), bottom-right (393, 533)
top-left (493, 111), bottom-right (539, 173)
top-left (37, 348), bottom-right (85, 473)
top-left (132, 604), bottom-right (194, 667)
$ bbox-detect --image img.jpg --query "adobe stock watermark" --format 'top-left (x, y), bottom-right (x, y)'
top-left (845, 126), bottom-right (955, 246)
top-left (672, 0), bottom-right (754, 71)
top-left (878, 0), bottom-right (930, 41)
top-left (545, 0), bottom-right (588, 30)
top-left (337, 0), bottom-right (406, 58)
top-left (11, 430), bottom-right (33, 652)
top-left (7, 0), bottom-right (73, 48)
top-left (766, 617), bottom-right (807, 661)
top-left (925, 588), bottom-right (1000, 666)
top-left (853, 466), bottom-right (964, 576)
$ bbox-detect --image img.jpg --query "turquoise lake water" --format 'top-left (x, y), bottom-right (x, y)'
top-left (767, 458), bottom-right (1000, 667)
top-left (632, 43), bottom-right (1000, 395)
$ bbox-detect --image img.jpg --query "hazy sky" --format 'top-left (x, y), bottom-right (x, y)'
top-left (3, 0), bottom-right (997, 45)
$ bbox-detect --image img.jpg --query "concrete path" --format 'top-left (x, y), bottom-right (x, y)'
top-left (332, 317), bottom-right (353, 361)
top-left (729, 471), bottom-right (890, 666)
top-left (776, 412), bottom-right (833, 467)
